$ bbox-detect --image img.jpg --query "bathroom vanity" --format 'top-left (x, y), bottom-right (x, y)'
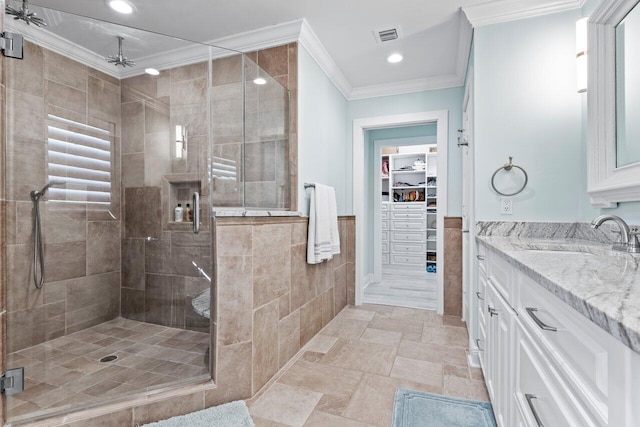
top-left (475, 224), bottom-right (640, 427)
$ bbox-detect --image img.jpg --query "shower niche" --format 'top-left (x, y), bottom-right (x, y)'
top-left (162, 175), bottom-right (206, 231)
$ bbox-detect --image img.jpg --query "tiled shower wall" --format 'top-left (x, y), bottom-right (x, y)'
top-left (3, 40), bottom-right (122, 354)
top-left (206, 215), bottom-right (355, 404)
top-left (120, 62), bottom-right (212, 333)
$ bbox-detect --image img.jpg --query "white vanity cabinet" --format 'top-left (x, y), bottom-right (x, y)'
top-left (477, 242), bottom-right (640, 427)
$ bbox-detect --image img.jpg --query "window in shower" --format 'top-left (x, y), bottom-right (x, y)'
top-left (46, 114), bottom-right (115, 210)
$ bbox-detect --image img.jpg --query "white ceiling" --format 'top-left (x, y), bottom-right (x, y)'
top-left (14, 0), bottom-right (585, 99)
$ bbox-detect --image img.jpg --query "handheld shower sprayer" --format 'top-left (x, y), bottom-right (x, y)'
top-left (30, 180), bottom-right (65, 289)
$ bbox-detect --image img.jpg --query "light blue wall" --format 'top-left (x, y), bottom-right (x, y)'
top-left (347, 88), bottom-right (465, 216)
top-left (297, 46), bottom-right (348, 215)
top-left (474, 9), bottom-right (585, 221)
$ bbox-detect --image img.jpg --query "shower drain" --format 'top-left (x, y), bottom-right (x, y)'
top-left (100, 355), bottom-right (118, 363)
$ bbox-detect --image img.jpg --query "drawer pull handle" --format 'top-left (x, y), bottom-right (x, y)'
top-left (477, 254), bottom-right (485, 260)
top-left (525, 394), bottom-right (544, 427)
top-left (526, 308), bottom-right (557, 332)
top-left (476, 291), bottom-right (484, 301)
top-left (475, 338), bottom-right (484, 352)
top-left (488, 305), bottom-right (498, 317)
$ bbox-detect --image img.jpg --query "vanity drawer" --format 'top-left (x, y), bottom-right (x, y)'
top-left (391, 231), bottom-right (426, 242)
top-left (391, 253), bottom-right (424, 266)
top-left (392, 203), bottom-right (425, 210)
top-left (382, 210), bottom-right (390, 220)
top-left (382, 242), bottom-right (389, 253)
top-left (382, 203), bottom-right (390, 211)
top-left (382, 231), bottom-right (389, 242)
top-left (477, 271), bottom-right (488, 330)
top-left (477, 243), bottom-right (487, 275)
top-left (391, 211), bottom-right (426, 221)
top-left (382, 253), bottom-right (390, 264)
top-left (392, 220), bottom-right (426, 231)
top-left (391, 242), bottom-right (425, 253)
top-left (515, 331), bottom-right (596, 427)
top-left (487, 250), bottom-right (514, 307)
top-left (382, 220), bottom-right (389, 230)
top-left (517, 273), bottom-right (610, 419)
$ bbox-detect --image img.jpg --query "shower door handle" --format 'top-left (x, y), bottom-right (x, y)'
top-left (193, 192), bottom-right (200, 234)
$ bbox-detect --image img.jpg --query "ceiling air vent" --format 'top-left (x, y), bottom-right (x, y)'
top-left (373, 26), bottom-right (402, 44)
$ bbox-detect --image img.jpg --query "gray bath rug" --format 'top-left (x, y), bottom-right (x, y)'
top-left (141, 400), bottom-right (255, 427)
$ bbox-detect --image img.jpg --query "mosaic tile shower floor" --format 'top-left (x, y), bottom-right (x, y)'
top-left (6, 318), bottom-right (210, 422)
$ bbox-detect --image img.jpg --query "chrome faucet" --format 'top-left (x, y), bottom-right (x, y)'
top-left (591, 215), bottom-right (640, 253)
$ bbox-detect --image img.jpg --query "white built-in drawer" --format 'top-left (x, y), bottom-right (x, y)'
top-left (391, 242), bottom-right (425, 253)
top-left (382, 203), bottom-right (390, 211)
top-left (517, 273), bottom-right (610, 420)
top-left (392, 203), bottom-right (425, 210)
top-left (477, 317), bottom-right (487, 369)
top-left (382, 210), bottom-right (390, 220)
top-left (487, 249), bottom-right (514, 307)
top-left (391, 211), bottom-right (426, 220)
top-left (391, 231), bottom-right (426, 243)
top-left (477, 243), bottom-right (487, 275)
top-left (382, 253), bottom-right (390, 264)
top-left (391, 253), bottom-right (424, 266)
top-left (382, 231), bottom-right (389, 242)
top-left (477, 271), bottom-right (488, 331)
top-left (515, 327), bottom-right (597, 427)
top-left (392, 221), bottom-right (426, 231)
top-left (382, 242), bottom-right (389, 253)
top-left (382, 220), bottom-right (389, 230)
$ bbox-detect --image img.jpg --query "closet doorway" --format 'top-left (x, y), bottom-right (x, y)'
top-left (366, 132), bottom-right (438, 309)
top-left (352, 111), bottom-right (448, 313)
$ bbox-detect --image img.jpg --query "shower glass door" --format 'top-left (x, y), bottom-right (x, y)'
top-left (2, 4), bottom-right (218, 423)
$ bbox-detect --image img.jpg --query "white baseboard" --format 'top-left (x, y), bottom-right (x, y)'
top-left (362, 274), bottom-right (375, 289)
top-left (467, 349), bottom-right (481, 368)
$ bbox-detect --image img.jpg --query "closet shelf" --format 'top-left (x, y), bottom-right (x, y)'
top-left (392, 185), bottom-right (425, 190)
top-left (392, 169), bottom-right (425, 174)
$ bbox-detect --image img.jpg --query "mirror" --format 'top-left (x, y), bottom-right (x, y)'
top-left (616, 3), bottom-right (640, 167)
top-left (588, 0), bottom-right (640, 207)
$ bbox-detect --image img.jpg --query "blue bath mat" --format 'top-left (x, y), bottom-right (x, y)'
top-left (392, 388), bottom-right (497, 427)
top-left (142, 400), bottom-right (255, 427)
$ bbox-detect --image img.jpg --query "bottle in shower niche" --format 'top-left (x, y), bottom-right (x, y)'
top-left (175, 204), bottom-right (184, 222)
top-left (184, 203), bottom-right (192, 222)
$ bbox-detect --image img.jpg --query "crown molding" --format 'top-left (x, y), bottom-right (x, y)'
top-left (349, 74), bottom-right (463, 100)
top-left (463, 0), bottom-right (587, 27)
top-left (4, 19), bottom-right (120, 78)
top-left (298, 19), bottom-right (353, 99)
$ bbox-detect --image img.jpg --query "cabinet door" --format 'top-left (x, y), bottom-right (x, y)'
top-left (486, 282), bottom-right (514, 427)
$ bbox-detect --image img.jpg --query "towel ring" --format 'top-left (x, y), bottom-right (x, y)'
top-left (491, 157), bottom-right (528, 196)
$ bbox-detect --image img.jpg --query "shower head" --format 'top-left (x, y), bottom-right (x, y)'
top-left (30, 180), bottom-right (65, 200)
top-left (5, 0), bottom-right (47, 27)
top-left (106, 36), bottom-right (135, 68)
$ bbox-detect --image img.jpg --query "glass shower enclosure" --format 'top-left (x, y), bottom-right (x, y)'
top-left (1, 1), bottom-right (289, 423)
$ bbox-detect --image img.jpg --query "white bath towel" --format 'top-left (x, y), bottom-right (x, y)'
top-left (307, 183), bottom-right (340, 264)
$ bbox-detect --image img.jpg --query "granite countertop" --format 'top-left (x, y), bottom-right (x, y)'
top-left (477, 234), bottom-right (640, 354)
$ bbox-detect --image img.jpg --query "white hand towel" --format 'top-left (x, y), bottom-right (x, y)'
top-left (307, 183), bottom-right (340, 264)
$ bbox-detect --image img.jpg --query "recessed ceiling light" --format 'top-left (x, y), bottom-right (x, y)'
top-left (253, 78), bottom-right (267, 85)
top-left (107, 0), bottom-right (134, 14)
top-left (145, 68), bottom-right (160, 76)
top-left (387, 53), bottom-right (403, 64)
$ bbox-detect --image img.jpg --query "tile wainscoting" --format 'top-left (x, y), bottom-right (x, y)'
top-left (15, 215), bottom-right (355, 426)
top-left (443, 217), bottom-right (462, 317)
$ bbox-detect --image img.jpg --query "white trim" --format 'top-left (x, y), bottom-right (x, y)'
top-left (298, 19), bottom-right (353, 99)
top-left (362, 274), bottom-right (375, 290)
top-left (353, 111), bottom-right (448, 314)
top-left (349, 75), bottom-right (463, 100)
top-left (456, 11), bottom-right (474, 82)
top-left (587, 0), bottom-right (640, 206)
top-left (5, 19), bottom-right (120, 78)
top-left (463, 0), bottom-right (586, 27)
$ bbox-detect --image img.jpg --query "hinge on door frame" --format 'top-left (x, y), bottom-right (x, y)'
top-left (1, 367), bottom-right (25, 396)
top-left (0, 32), bottom-right (24, 59)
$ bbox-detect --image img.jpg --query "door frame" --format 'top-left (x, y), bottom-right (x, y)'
top-left (353, 111), bottom-right (449, 314)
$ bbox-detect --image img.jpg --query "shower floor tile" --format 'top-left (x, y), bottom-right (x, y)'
top-left (6, 318), bottom-right (210, 423)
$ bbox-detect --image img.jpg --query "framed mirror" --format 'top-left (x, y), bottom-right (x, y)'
top-left (588, 0), bottom-right (640, 207)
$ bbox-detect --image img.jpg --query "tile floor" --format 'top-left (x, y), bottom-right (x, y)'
top-left (247, 304), bottom-right (488, 427)
top-left (6, 318), bottom-right (210, 423)
top-left (363, 274), bottom-right (437, 310)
